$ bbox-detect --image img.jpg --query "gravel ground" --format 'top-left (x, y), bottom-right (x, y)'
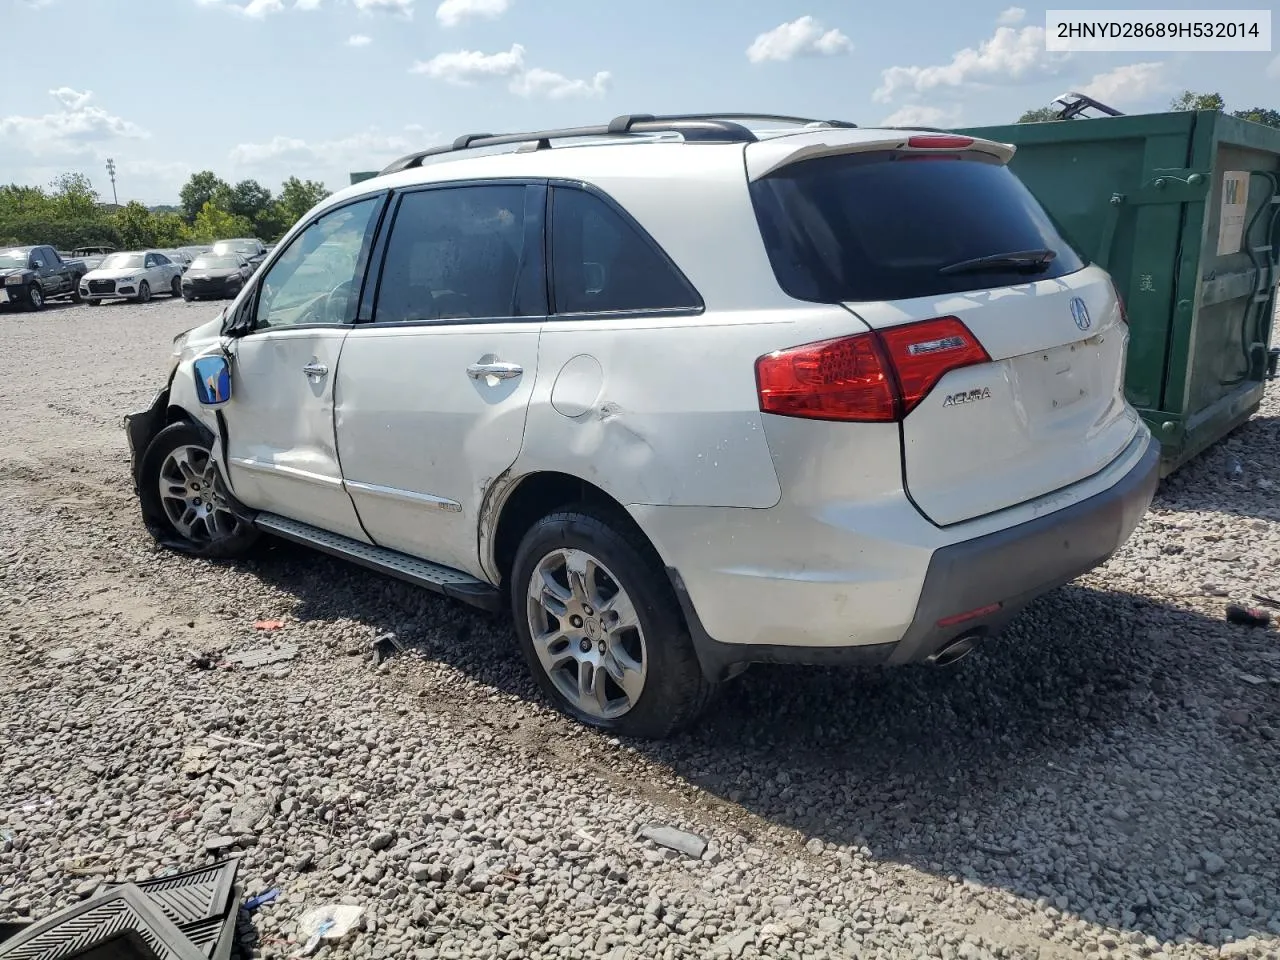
top-left (2, 296), bottom-right (1279, 960)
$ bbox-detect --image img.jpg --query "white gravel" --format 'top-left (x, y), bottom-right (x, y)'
top-left (2, 297), bottom-right (1279, 960)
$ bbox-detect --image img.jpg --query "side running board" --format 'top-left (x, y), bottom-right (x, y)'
top-left (254, 512), bottom-right (501, 612)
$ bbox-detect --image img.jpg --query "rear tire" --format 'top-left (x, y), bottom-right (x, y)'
top-left (71, 284), bottom-right (84, 303)
top-left (137, 421), bottom-right (259, 559)
top-left (510, 506), bottom-right (714, 739)
top-left (171, 276), bottom-right (182, 298)
top-left (137, 280), bottom-right (151, 303)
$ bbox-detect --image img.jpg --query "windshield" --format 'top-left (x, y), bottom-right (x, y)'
top-left (212, 240), bottom-right (258, 256)
top-left (0, 250), bottom-right (28, 269)
top-left (100, 253), bottom-right (146, 270)
top-left (192, 256), bottom-right (240, 269)
top-left (749, 151), bottom-right (1086, 303)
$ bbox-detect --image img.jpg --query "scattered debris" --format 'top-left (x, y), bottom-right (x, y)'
top-left (1225, 604), bottom-right (1272, 628)
top-left (242, 888), bottom-right (280, 913)
top-left (180, 744), bottom-right (218, 778)
top-left (187, 648), bottom-right (219, 670)
top-left (1240, 673), bottom-right (1268, 686)
top-left (44, 647), bottom-right (77, 664)
top-left (253, 619), bottom-right (285, 631)
top-left (295, 903), bottom-right (363, 956)
top-left (371, 631), bottom-right (408, 666)
top-left (1252, 593), bottom-right (1280, 609)
top-left (205, 835), bottom-right (238, 854)
top-left (638, 824), bottom-right (708, 859)
top-left (227, 644), bottom-right (298, 669)
top-left (1224, 456), bottom-right (1244, 480)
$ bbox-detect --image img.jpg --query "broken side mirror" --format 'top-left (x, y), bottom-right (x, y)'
top-left (193, 354), bottom-right (232, 406)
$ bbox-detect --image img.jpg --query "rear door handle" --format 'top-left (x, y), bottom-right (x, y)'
top-left (302, 361), bottom-right (329, 378)
top-left (466, 361), bottom-right (523, 381)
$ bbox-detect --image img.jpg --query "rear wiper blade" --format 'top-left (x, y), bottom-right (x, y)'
top-left (938, 249), bottom-right (1057, 276)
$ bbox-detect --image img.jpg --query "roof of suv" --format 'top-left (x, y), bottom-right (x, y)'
top-left (326, 113), bottom-right (1013, 208)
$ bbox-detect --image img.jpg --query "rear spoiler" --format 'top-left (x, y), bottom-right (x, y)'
top-left (745, 131), bottom-right (1016, 181)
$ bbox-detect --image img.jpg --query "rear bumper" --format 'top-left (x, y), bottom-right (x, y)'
top-left (655, 430), bottom-right (1160, 682)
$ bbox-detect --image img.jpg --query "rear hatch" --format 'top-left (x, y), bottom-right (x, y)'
top-left (748, 131), bottom-right (1140, 526)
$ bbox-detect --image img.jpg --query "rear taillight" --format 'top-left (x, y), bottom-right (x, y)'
top-left (756, 317), bottom-right (990, 423)
top-left (1109, 278), bottom-right (1128, 325)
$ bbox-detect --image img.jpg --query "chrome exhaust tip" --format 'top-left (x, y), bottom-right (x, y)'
top-left (927, 633), bottom-right (981, 667)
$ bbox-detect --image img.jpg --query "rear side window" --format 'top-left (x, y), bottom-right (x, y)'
top-left (750, 152), bottom-right (1086, 304)
top-left (375, 184), bottom-right (537, 323)
top-left (550, 187), bottom-right (701, 315)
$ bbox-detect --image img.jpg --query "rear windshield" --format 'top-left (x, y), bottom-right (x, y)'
top-left (750, 151), bottom-right (1086, 303)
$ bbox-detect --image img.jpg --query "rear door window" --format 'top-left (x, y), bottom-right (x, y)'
top-left (373, 184), bottom-right (540, 323)
top-left (549, 186), bottom-right (702, 315)
top-left (750, 151), bottom-right (1087, 304)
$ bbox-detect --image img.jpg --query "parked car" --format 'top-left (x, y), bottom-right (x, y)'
top-left (80, 250), bottom-right (184, 304)
top-left (180, 253), bottom-right (252, 301)
top-left (210, 238), bottom-right (267, 268)
top-left (0, 245), bottom-right (88, 311)
top-left (124, 114), bottom-right (1160, 738)
top-left (159, 249), bottom-right (192, 271)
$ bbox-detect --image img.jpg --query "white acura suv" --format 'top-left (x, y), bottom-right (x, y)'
top-left (125, 113), bottom-right (1159, 739)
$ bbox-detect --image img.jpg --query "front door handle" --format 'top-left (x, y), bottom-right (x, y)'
top-left (466, 361), bottom-right (523, 381)
top-left (302, 361), bottom-right (329, 378)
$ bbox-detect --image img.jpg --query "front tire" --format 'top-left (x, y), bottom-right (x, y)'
top-left (137, 421), bottom-right (259, 559)
top-left (137, 280), bottom-right (151, 303)
top-left (510, 507), bottom-right (714, 739)
top-left (25, 284), bottom-right (44, 311)
top-left (182, 291), bottom-right (194, 302)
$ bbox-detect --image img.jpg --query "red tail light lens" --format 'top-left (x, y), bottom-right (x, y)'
top-left (878, 317), bottom-right (991, 416)
top-left (756, 317), bottom-right (990, 423)
top-left (1109, 278), bottom-right (1128, 325)
top-left (907, 135), bottom-right (974, 149)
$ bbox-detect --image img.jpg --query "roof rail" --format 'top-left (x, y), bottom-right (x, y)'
top-left (377, 112), bottom-right (859, 176)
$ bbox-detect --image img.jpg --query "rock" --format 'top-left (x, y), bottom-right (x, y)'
top-left (74, 879), bottom-right (101, 899)
top-left (205, 835), bottom-right (236, 854)
top-left (363, 862), bottom-right (386, 884)
top-left (450, 856), bottom-right (474, 883)
top-left (1202, 852), bottom-right (1227, 876)
top-left (805, 838), bottom-right (824, 855)
top-left (1233, 897), bottom-right (1256, 917)
top-left (717, 926), bottom-right (756, 958)
top-left (409, 862), bottom-right (432, 882)
top-left (638, 825), bottom-right (707, 859)
top-left (369, 830), bottom-right (395, 852)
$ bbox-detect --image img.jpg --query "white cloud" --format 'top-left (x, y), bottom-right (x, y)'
top-left (879, 104), bottom-right (962, 127)
top-left (229, 125), bottom-right (431, 169)
top-left (347, 33), bottom-right (372, 46)
top-left (411, 44), bottom-right (526, 84)
top-left (1267, 55), bottom-right (1280, 79)
top-left (996, 6), bottom-right (1025, 25)
top-left (436, 0), bottom-right (509, 27)
top-left (0, 89), bottom-right (147, 158)
top-left (296, 0), bottom-right (321, 9)
top-left (875, 25), bottom-right (1063, 101)
top-left (410, 45), bottom-right (611, 99)
top-left (353, 0), bottom-right (414, 15)
top-left (1078, 62), bottom-right (1167, 105)
top-left (194, 0), bottom-right (288, 17)
top-left (509, 68), bottom-right (611, 99)
top-left (746, 16), bottom-right (852, 63)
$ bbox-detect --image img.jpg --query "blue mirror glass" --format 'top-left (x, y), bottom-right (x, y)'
top-left (193, 355), bottom-right (232, 406)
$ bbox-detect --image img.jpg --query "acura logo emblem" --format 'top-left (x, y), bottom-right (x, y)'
top-left (1070, 297), bottom-right (1092, 331)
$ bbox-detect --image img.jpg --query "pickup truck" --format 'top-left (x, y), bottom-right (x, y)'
top-left (0, 245), bottom-right (89, 311)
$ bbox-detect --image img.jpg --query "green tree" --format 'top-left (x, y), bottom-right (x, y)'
top-left (113, 201), bottom-right (160, 248)
top-left (49, 172), bottom-right (99, 221)
top-left (180, 171), bottom-right (233, 224)
top-left (1232, 107), bottom-right (1280, 128)
top-left (1170, 90), bottom-right (1225, 112)
top-left (190, 201), bottom-right (254, 243)
top-left (228, 179), bottom-right (273, 228)
top-left (275, 176), bottom-right (330, 230)
top-left (151, 212), bottom-right (192, 246)
top-left (1017, 107), bottom-right (1061, 123)
top-left (0, 184), bottom-right (53, 220)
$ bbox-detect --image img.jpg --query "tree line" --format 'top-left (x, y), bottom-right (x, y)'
top-left (0, 171), bottom-right (331, 250)
top-left (1018, 91), bottom-right (1280, 126)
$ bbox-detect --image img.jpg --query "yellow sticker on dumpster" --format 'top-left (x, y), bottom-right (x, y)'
top-left (1216, 170), bottom-right (1247, 256)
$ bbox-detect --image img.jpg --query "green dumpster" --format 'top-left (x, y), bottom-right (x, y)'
top-left (954, 110), bottom-right (1280, 475)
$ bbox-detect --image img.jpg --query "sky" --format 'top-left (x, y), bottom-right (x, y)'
top-left (2, 0), bottom-right (1277, 205)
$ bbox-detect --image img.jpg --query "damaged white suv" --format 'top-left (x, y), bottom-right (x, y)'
top-left (126, 113), bottom-right (1159, 739)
